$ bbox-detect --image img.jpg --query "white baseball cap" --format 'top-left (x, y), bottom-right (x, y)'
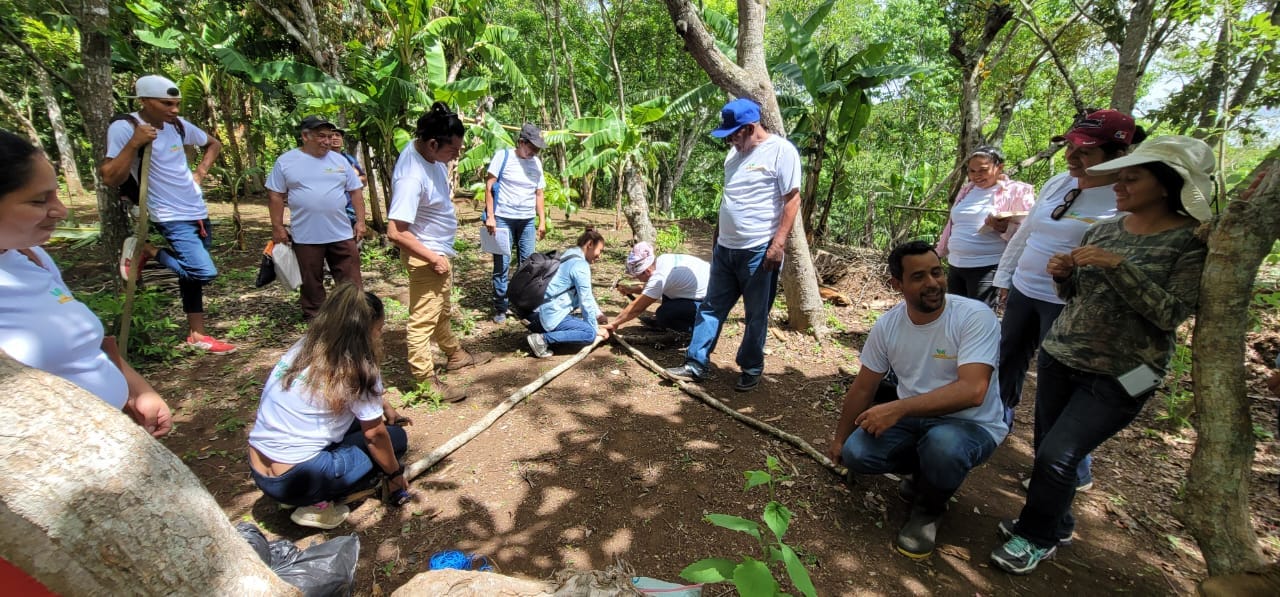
top-left (131, 75), bottom-right (181, 99)
top-left (1086, 135), bottom-right (1216, 222)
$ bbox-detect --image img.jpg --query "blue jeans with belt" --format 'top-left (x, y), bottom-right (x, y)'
top-left (492, 216), bottom-right (537, 314)
top-left (683, 242), bottom-right (779, 377)
top-left (251, 421), bottom-right (408, 506)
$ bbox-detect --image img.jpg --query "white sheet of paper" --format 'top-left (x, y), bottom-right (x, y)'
top-left (479, 225), bottom-right (511, 256)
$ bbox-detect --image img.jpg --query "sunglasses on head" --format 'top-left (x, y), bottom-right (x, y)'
top-left (1050, 188), bottom-right (1081, 221)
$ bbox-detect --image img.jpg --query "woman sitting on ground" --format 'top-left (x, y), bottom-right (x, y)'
top-left (248, 282), bottom-right (412, 530)
top-left (0, 128), bottom-right (171, 436)
top-left (990, 136), bottom-right (1215, 575)
top-left (526, 226), bottom-right (610, 357)
top-left (936, 145), bottom-right (1036, 308)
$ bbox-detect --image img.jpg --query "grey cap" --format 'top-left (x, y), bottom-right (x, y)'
top-left (518, 123), bottom-right (546, 149)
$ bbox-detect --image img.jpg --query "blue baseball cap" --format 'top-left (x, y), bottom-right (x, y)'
top-left (710, 98), bottom-right (761, 138)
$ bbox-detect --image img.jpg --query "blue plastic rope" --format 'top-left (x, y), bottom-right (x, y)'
top-left (428, 550), bottom-right (470, 571)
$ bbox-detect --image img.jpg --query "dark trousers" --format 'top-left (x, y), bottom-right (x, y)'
top-left (293, 239), bottom-right (362, 320)
top-left (250, 420), bottom-right (408, 506)
top-left (946, 263), bottom-right (999, 308)
top-left (653, 297), bottom-right (700, 332)
top-left (1013, 353), bottom-right (1150, 548)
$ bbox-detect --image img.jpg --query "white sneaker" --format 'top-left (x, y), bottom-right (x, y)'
top-left (290, 502), bottom-right (350, 529)
top-left (526, 333), bottom-right (551, 358)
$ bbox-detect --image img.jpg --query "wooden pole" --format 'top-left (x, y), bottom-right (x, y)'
top-left (401, 338), bottom-right (604, 481)
top-left (118, 145), bottom-right (154, 354)
top-left (612, 334), bottom-right (845, 477)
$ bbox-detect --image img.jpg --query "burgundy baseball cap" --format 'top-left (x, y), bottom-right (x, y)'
top-left (1052, 110), bottom-right (1136, 148)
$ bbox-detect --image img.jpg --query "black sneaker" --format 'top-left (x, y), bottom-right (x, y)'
top-left (895, 508), bottom-right (942, 559)
top-left (735, 372), bottom-right (761, 392)
top-left (997, 518), bottom-right (1072, 547)
top-left (664, 364), bottom-right (704, 382)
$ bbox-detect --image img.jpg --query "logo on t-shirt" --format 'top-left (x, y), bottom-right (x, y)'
top-left (323, 166), bottom-right (347, 174)
top-left (166, 143), bottom-right (182, 153)
top-left (932, 348), bottom-right (957, 360)
top-left (50, 287), bottom-right (73, 304)
top-left (744, 163), bottom-right (769, 173)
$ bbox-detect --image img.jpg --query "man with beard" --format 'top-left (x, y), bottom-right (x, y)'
top-left (827, 240), bottom-right (1007, 560)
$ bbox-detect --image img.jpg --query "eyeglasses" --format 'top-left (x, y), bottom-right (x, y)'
top-left (1050, 188), bottom-right (1081, 221)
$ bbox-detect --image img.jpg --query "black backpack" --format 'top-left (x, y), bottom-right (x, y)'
top-left (110, 113), bottom-right (186, 205)
top-left (508, 251), bottom-right (579, 318)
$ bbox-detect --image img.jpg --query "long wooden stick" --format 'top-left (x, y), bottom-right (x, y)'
top-left (402, 338), bottom-right (604, 481)
top-left (118, 145), bottom-right (154, 354)
top-left (612, 334), bottom-right (845, 477)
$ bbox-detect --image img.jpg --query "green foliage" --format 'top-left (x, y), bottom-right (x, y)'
top-left (681, 456), bottom-right (817, 597)
top-left (399, 380), bottom-right (447, 411)
top-left (81, 286), bottom-right (181, 362)
top-left (1157, 343), bottom-right (1195, 430)
top-left (655, 223), bottom-right (686, 253)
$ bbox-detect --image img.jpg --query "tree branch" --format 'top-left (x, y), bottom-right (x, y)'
top-left (0, 22), bottom-right (74, 90)
top-left (251, 0), bottom-right (327, 70)
top-left (661, 0), bottom-right (750, 97)
top-left (1014, 0), bottom-right (1088, 115)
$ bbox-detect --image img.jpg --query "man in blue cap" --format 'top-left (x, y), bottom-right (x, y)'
top-left (665, 98), bottom-right (802, 392)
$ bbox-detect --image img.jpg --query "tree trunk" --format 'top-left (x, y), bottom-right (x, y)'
top-left (1184, 148), bottom-right (1280, 576)
top-left (0, 86), bottom-right (44, 145)
top-left (622, 162), bottom-right (657, 244)
top-left (663, 0), bottom-right (827, 338)
top-left (362, 140), bottom-right (386, 233)
top-left (0, 353), bottom-right (297, 596)
top-left (659, 115), bottom-right (704, 215)
top-left (34, 67), bottom-right (86, 203)
top-left (947, 3), bottom-right (1014, 203)
top-left (69, 0), bottom-right (129, 274)
top-left (1110, 0), bottom-right (1156, 113)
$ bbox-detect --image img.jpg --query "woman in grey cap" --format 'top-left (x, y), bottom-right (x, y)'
top-left (991, 135), bottom-right (1216, 575)
top-left (484, 123), bottom-right (549, 323)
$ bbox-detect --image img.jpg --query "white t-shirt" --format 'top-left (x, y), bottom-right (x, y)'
top-left (860, 295), bottom-right (1008, 444)
top-left (718, 135), bottom-right (802, 250)
top-left (265, 148), bottom-right (363, 244)
top-left (642, 254), bottom-right (710, 301)
top-left (487, 148), bottom-right (545, 219)
top-left (0, 247), bottom-right (128, 408)
top-left (248, 340), bottom-right (385, 464)
top-left (387, 143), bottom-right (458, 257)
top-left (945, 185), bottom-right (1008, 268)
top-left (1004, 173), bottom-right (1120, 304)
top-left (106, 114), bottom-right (210, 222)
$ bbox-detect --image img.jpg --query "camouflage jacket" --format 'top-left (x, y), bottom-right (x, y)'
top-left (1042, 217), bottom-right (1206, 377)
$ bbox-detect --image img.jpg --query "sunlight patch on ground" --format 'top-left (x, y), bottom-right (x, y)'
top-left (535, 487), bottom-right (578, 516)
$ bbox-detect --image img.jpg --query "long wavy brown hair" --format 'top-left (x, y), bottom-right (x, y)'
top-left (283, 282), bottom-right (385, 414)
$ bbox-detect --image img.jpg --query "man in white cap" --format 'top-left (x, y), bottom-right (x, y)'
top-left (483, 123), bottom-right (548, 323)
top-left (665, 98), bottom-right (802, 392)
top-left (604, 242), bottom-right (710, 333)
top-left (266, 115), bottom-right (367, 320)
top-left (102, 74), bottom-right (234, 354)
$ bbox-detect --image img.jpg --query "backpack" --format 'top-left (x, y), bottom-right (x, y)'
top-left (110, 113), bottom-right (186, 205)
top-left (508, 251), bottom-right (579, 318)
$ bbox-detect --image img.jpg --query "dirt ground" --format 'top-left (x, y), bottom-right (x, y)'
top-left (50, 193), bottom-right (1280, 596)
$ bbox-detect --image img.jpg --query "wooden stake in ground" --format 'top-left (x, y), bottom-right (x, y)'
top-left (402, 338), bottom-right (604, 481)
top-left (612, 334), bottom-right (845, 477)
top-left (117, 145), bottom-right (154, 354)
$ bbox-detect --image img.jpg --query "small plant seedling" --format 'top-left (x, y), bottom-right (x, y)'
top-left (215, 415), bottom-right (247, 434)
top-left (401, 380), bottom-right (447, 411)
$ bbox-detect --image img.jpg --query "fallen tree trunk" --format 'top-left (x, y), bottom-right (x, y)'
top-left (0, 352), bottom-right (296, 596)
top-left (404, 339), bottom-right (604, 481)
top-left (612, 335), bottom-right (843, 476)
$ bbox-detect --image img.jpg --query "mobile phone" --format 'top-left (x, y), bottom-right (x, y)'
top-left (1116, 363), bottom-right (1162, 398)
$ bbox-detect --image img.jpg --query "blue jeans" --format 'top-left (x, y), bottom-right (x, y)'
top-left (1014, 353), bottom-right (1150, 548)
top-left (842, 416), bottom-right (997, 515)
top-left (151, 218), bottom-right (217, 314)
top-left (492, 216), bottom-right (537, 314)
top-left (653, 297), bottom-right (700, 332)
top-left (251, 421), bottom-right (409, 507)
top-left (528, 314), bottom-right (596, 347)
top-left (684, 243), bottom-right (780, 377)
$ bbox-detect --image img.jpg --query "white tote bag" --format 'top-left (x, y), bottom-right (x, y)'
top-left (271, 243), bottom-right (303, 292)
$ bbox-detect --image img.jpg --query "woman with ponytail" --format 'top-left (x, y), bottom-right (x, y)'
top-left (248, 282), bottom-right (412, 529)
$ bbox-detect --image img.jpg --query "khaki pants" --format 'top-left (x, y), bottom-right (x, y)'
top-left (403, 254), bottom-right (460, 379)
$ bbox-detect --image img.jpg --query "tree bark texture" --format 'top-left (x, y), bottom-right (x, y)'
top-left (1184, 148), bottom-right (1280, 576)
top-left (622, 163), bottom-right (657, 244)
top-left (34, 67), bottom-right (86, 202)
top-left (0, 353), bottom-right (297, 596)
top-left (0, 86), bottom-right (44, 145)
top-left (69, 0), bottom-right (129, 272)
top-left (663, 0), bottom-right (827, 338)
top-left (1110, 0), bottom-right (1157, 113)
top-left (946, 2), bottom-right (1014, 203)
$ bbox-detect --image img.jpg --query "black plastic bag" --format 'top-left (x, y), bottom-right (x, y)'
top-left (236, 522), bottom-right (360, 597)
